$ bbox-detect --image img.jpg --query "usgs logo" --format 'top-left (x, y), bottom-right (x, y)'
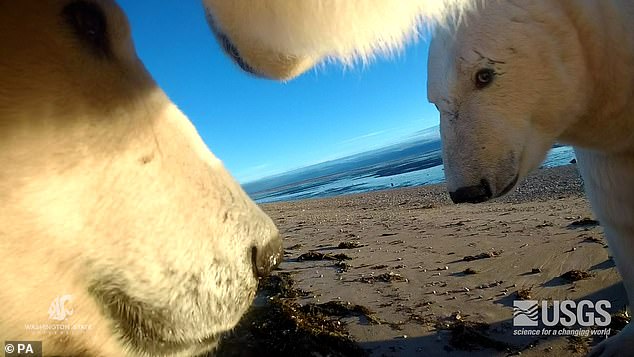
top-left (513, 300), bottom-right (611, 327)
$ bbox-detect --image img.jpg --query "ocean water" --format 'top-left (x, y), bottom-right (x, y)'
top-left (248, 145), bottom-right (576, 204)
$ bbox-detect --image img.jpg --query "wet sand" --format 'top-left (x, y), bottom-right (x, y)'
top-left (220, 164), bottom-right (627, 356)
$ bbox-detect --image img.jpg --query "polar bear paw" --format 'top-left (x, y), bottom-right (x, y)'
top-left (588, 324), bottom-right (634, 357)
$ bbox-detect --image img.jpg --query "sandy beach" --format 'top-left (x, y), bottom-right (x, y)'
top-left (217, 164), bottom-right (628, 357)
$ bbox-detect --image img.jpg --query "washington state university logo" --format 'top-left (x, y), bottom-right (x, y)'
top-left (48, 294), bottom-right (74, 321)
top-left (513, 300), bottom-right (539, 326)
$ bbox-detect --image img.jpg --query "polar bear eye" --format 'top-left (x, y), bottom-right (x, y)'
top-left (62, 1), bottom-right (110, 58)
top-left (474, 68), bottom-right (495, 89)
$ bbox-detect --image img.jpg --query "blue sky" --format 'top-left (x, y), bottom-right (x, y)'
top-left (118, 1), bottom-right (440, 183)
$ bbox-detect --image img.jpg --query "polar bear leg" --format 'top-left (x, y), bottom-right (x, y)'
top-left (588, 323), bottom-right (634, 357)
top-left (575, 148), bottom-right (634, 356)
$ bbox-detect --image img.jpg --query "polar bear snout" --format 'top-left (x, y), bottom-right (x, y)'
top-left (206, 14), bottom-right (260, 77)
top-left (442, 135), bottom-right (522, 204)
top-left (449, 173), bottom-right (520, 204)
top-left (252, 235), bottom-right (283, 278)
top-left (448, 172), bottom-right (521, 204)
top-left (449, 179), bottom-right (493, 204)
top-left (203, 1), bottom-right (316, 80)
top-left (0, 1), bottom-right (287, 355)
top-left (208, 22), bottom-right (314, 80)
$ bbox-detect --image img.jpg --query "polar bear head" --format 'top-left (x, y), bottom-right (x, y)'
top-left (202, 0), bottom-right (466, 80)
top-left (0, 1), bottom-right (281, 356)
top-left (427, 1), bottom-right (589, 203)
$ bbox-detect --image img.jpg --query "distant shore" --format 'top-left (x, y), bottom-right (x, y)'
top-left (265, 164), bottom-right (585, 207)
top-left (246, 146), bottom-right (577, 204)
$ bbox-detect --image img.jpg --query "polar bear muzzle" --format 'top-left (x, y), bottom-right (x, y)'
top-left (0, 1), bottom-right (284, 356)
top-left (449, 179), bottom-right (493, 204)
top-left (205, 11), bottom-right (314, 80)
top-left (449, 173), bottom-right (519, 204)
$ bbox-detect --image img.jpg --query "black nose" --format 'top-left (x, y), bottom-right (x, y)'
top-left (251, 236), bottom-right (283, 278)
top-left (449, 179), bottom-right (493, 204)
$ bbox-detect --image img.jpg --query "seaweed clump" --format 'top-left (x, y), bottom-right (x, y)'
top-left (358, 271), bottom-right (407, 284)
top-left (436, 314), bottom-right (511, 353)
top-left (338, 241), bottom-right (364, 249)
top-left (214, 273), bottom-right (368, 357)
top-left (561, 270), bottom-right (594, 282)
top-left (297, 251), bottom-right (352, 261)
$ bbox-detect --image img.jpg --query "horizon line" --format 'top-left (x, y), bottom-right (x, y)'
top-left (240, 124), bottom-right (441, 185)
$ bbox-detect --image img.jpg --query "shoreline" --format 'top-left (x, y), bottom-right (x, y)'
top-left (261, 164), bottom-right (585, 207)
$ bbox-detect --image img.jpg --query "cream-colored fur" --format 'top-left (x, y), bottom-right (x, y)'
top-left (0, 1), bottom-right (281, 356)
top-left (428, 1), bottom-right (634, 356)
top-left (576, 150), bottom-right (634, 356)
top-left (206, 0), bottom-right (634, 355)
top-left (203, 0), bottom-right (472, 79)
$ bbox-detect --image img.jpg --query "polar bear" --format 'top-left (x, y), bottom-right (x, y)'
top-left (427, 1), bottom-right (634, 356)
top-left (206, 0), bottom-right (634, 355)
top-left (1, 1), bottom-right (282, 356)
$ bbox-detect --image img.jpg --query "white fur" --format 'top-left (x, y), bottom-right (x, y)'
top-left (206, 0), bottom-right (634, 355)
top-left (426, 1), bottom-right (634, 355)
top-left (203, 0), bottom-right (473, 79)
top-left (1, 1), bottom-right (280, 356)
top-left (576, 149), bottom-right (634, 357)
